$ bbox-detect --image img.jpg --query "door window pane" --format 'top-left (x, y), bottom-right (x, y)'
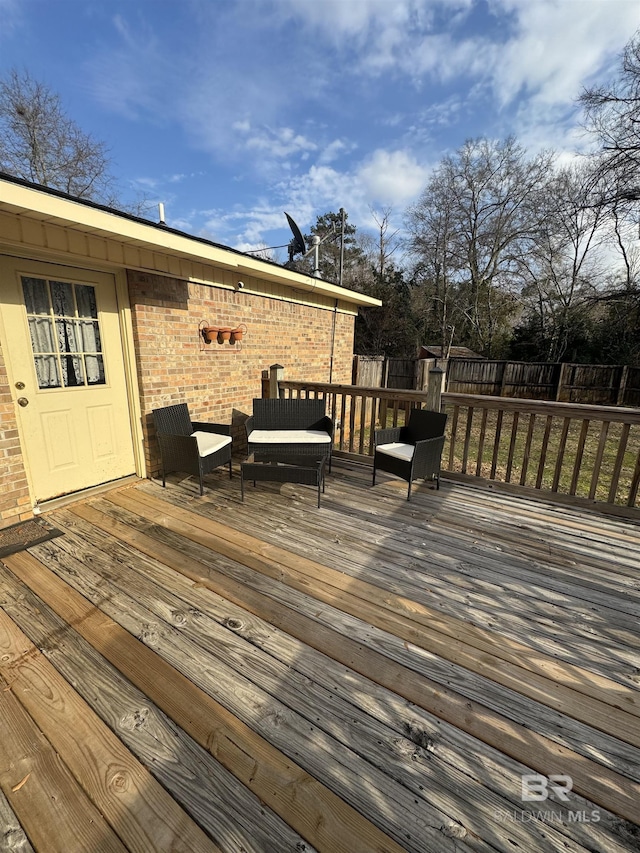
top-left (61, 355), bottom-right (84, 387)
top-left (50, 281), bottom-right (74, 317)
top-left (28, 317), bottom-right (55, 352)
top-left (76, 285), bottom-right (98, 318)
top-left (79, 320), bottom-right (101, 352)
top-left (85, 355), bottom-right (105, 385)
top-left (22, 277), bottom-right (107, 389)
top-left (22, 278), bottom-right (49, 314)
top-left (55, 319), bottom-right (82, 353)
top-left (33, 356), bottom-right (61, 388)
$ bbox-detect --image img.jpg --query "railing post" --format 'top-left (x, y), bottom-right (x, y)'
top-left (269, 364), bottom-right (284, 399)
top-left (426, 366), bottom-right (445, 411)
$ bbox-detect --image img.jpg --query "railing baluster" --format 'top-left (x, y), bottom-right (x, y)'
top-left (520, 413), bottom-right (536, 486)
top-left (339, 394), bottom-right (346, 451)
top-left (589, 421), bottom-right (610, 501)
top-left (476, 408), bottom-right (488, 477)
top-left (608, 423), bottom-right (630, 503)
top-left (536, 415), bottom-right (553, 489)
top-left (569, 418), bottom-right (590, 496)
top-left (628, 448), bottom-right (640, 507)
top-left (491, 409), bottom-right (504, 479)
top-left (552, 417), bottom-right (572, 492)
top-left (505, 411), bottom-right (520, 482)
top-left (448, 405), bottom-right (460, 470)
top-left (358, 396), bottom-right (367, 455)
top-left (462, 407), bottom-right (474, 474)
top-left (348, 392), bottom-right (357, 454)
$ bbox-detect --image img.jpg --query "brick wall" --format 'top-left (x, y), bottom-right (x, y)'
top-left (127, 271), bottom-right (355, 474)
top-left (0, 340), bottom-right (33, 528)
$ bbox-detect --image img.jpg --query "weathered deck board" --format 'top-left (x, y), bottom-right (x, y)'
top-left (181, 471), bottom-right (640, 680)
top-left (0, 788), bottom-right (35, 853)
top-left (25, 506), bottom-right (611, 853)
top-left (24, 526), bottom-right (460, 853)
top-left (0, 565), bottom-right (317, 853)
top-left (0, 672), bottom-right (127, 853)
top-left (102, 489), bottom-right (640, 742)
top-left (51, 500), bottom-right (639, 853)
top-left (2, 549), bottom-right (407, 853)
top-left (61, 496), bottom-right (640, 789)
top-left (0, 611), bottom-right (220, 853)
top-left (1, 460), bottom-right (639, 852)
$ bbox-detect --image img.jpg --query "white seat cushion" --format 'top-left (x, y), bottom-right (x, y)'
top-left (249, 429), bottom-right (331, 444)
top-left (192, 431), bottom-right (232, 457)
top-left (376, 442), bottom-right (414, 462)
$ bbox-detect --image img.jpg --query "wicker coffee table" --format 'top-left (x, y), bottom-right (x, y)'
top-left (240, 452), bottom-right (327, 507)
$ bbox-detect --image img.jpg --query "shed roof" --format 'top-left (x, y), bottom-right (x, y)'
top-left (419, 345), bottom-right (485, 359)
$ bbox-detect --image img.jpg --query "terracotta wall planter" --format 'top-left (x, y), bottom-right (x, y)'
top-left (230, 324), bottom-right (247, 343)
top-left (201, 323), bottom-right (247, 345)
top-left (201, 326), bottom-right (219, 344)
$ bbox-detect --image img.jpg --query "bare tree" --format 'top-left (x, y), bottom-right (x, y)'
top-left (0, 69), bottom-right (116, 203)
top-left (580, 31), bottom-right (640, 206)
top-left (516, 164), bottom-right (609, 361)
top-left (406, 137), bottom-right (552, 355)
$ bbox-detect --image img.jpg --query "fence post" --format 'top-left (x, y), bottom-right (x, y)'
top-left (617, 365), bottom-right (629, 406)
top-left (555, 362), bottom-right (570, 401)
top-left (426, 366), bottom-right (445, 411)
top-left (269, 364), bottom-right (284, 399)
top-left (499, 361), bottom-right (509, 396)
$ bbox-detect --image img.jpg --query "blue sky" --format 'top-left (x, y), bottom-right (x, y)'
top-left (1, 0), bottom-right (639, 261)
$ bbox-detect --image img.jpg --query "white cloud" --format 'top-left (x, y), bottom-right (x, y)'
top-left (318, 138), bottom-right (357, 164)
top-left (76, 0), bottom-right (640, 250)
top-left (490, 0), bottom-right (640, 108)
top-left (244, 126), bottom-right (318, 158)
top-left (356, 149), bottom-right (430, 206)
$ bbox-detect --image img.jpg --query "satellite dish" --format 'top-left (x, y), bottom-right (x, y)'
top-left (284, 212), bottom-right (306, 261)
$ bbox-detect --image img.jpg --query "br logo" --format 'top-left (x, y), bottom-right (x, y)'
top-left (521, 774), bottom-right (573, 802)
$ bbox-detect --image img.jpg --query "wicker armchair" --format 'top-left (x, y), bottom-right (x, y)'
top-left (152, 403), bottom-right (232, 495)
top-left (245, 398), bottom-right (334, 470)
top-left (373, 408), bottom-right (447, 501)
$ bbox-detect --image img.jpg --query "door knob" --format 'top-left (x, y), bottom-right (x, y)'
top-left (15, 381), bottom-right (25, 390)
top-left (17, 397), bottom-right (29, 407)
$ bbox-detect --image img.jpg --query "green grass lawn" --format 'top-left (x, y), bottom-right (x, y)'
top-left (342, 400), bottom-right (639, 506)
top-left (443, 407), bottom-right (639, 506)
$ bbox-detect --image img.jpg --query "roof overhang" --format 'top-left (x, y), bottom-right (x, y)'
top-left (0, 175), bottom-right (382, 309)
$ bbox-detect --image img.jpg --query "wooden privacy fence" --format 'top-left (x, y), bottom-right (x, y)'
top-left (446, 359), bottom-right (640, 405)
top-left (353, 355), bottom-right (435, 391)
top-left (278, 379), bottom-right (640, 513)
top-left (355, 355), bottom-right (640, 406)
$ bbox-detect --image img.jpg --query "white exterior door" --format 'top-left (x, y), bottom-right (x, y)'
top-left (0, 257), bottom-right (136, 503)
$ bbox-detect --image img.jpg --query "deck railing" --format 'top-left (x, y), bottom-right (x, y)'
top-left (278, 380), bottom-right (640, 511)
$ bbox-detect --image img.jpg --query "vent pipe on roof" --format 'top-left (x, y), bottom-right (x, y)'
top-left (158, 202), bottom-right (165, 224)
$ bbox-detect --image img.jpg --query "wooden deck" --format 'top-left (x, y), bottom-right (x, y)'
top-left (1, 459), bottom-right (639, 853)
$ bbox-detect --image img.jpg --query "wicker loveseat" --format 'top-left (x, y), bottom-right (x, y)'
top-left (245, 398), bottom-right (334, 470)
